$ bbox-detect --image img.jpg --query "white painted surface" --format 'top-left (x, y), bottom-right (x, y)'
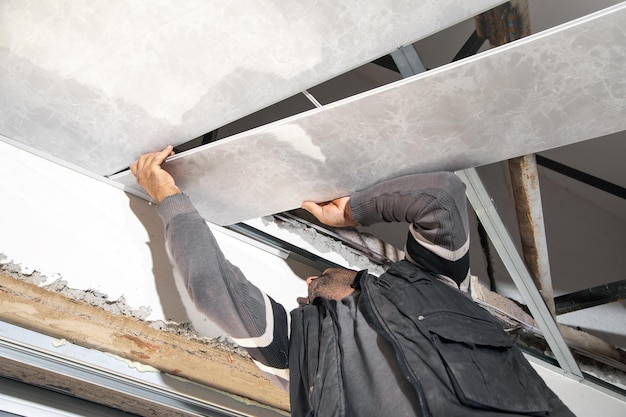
top-left (527, 355), bottom-right (626, 417)
top-left (0, 141), bottom-right (169, 319)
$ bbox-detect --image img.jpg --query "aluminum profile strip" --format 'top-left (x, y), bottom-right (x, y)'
top-left (390, 45), bottom-right (427, 77)
top-left (0, 0), bottom-right (505, 176)
top-left (113, 3), bottom-right (626, 225)
top-left (0, 376), bottom-right (136, 417)
top-left (457, 168), bottom-right (583, 378)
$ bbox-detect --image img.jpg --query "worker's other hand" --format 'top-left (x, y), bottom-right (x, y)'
top-left (301, 197), bottom-right (358, 228)
top-left (130, 145), bottom-right (181, 204)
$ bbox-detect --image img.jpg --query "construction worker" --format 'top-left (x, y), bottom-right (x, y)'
top-left (131, 146), bottom-right (574, 416)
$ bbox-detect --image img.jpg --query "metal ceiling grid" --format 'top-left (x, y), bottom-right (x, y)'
top-left (113, 3), bottom-right (626, 226)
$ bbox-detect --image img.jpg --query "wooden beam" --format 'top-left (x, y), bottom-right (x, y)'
top-left (0, 273), bottom-right (290, 411)
top-left (555, 279), bottom-right (626, 315)
top-left (474, 0), bottom-right (531, 45)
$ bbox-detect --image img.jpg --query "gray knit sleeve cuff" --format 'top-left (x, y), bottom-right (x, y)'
top-left (155, 193), bottom-right (197, 224)
top-left (349, 190), bottom-right (380, 226)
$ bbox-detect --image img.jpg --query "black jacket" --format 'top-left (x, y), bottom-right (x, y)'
top-left (290, 261), bottom-right (575, 417)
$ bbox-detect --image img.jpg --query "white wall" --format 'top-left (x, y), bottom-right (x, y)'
top-left (0, 140), bottom-right (311, 331)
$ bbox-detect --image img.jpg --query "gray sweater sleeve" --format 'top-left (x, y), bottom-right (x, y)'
top-left (155, 194), bottom-right (290, 387)
top-left (350, 172), bottom-right (470, 285)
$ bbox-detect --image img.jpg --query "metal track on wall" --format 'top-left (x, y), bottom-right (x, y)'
top-left (0, 322), bottom-right (285, 417)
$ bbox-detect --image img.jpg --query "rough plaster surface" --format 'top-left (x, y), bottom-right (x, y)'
top-left (0, 258), bottom-right (154, 334)
top-left (1, 258), bottom-right (151, 320)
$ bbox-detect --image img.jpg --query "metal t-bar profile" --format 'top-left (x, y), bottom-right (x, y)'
top-left (457, 168), bottom-right (583, 378)
top-left (390, 44), bottom-right (427, 78)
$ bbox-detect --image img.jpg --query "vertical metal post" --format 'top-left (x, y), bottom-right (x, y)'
top-left (509, 155), bottom-right (556, 315)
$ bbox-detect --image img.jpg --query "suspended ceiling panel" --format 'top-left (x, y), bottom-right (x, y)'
top-left (113, 3), bottom-right (626, 225)
top-left (0, 0), bottom-right (505, 176)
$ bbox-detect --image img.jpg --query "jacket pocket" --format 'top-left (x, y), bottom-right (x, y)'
top-left (423, 312), bottom-right (550, 415)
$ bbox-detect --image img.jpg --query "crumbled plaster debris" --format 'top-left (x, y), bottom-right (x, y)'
top-left (579, 359), bottom-right (626, 391)
top-left (43, 278), bottom-right (153, 320)
top-left (261, 215), bottom-right (388, 276)
top-left (52, 338), bottom-right (68, 348)
top-left (0, 258), bottom-right (152, 320)
top-left (203, 335), bottom-right (251, 356)
top-left (1, 256), bottom-right (48, 285)
top-left (150, 320), bottom-right (250, 357)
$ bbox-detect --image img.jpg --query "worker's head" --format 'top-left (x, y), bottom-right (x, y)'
top-left (299, 267), bottom-right (357, 305)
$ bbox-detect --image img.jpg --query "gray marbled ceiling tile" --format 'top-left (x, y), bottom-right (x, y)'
top-left (113, 3), bottom-right (626, 225)
top-left (0, 0), bottom-right (505, 175)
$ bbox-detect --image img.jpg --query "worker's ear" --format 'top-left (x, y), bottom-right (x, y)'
top-left (296, 296), bottom-right (310, 306)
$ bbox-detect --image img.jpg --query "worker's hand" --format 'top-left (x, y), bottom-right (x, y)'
top-left (130, 145), bottom-right (181, 204)
top-left (301, 196), bottom-right (358, 227)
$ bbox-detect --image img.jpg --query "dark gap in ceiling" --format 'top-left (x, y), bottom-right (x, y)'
top-left (167, 21), bottom-right (485, 158)
top-left (173, 92), bottom-right (315, 154)
top-left (452, 30), bottom-right (485, 62)
top-left (172, 56), bottom-right (404, 155)
top-left (372, 55), bottom-right (400, 73)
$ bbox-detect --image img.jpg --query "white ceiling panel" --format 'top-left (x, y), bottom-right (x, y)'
top-left (0, 0), bottom-right (505, 175)
top-left (113, 3), bottom-right (626, 225)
